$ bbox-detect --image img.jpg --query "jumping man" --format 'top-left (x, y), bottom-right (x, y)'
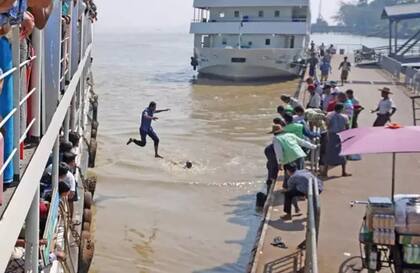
top-left (127, 101), bottom-right (170, 158)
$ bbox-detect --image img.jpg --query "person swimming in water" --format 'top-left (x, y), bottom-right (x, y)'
top-left (127, 101), bottom-right (170, 158)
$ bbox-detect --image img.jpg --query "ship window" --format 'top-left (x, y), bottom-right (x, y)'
top-left (275, 10), bottom-right (280, 17)
top-left (219, 12), bottom-right (225, 18)
top-left (222, 38), bottom-right (227, 45)
top-left (234, 11), bottom-right (240, 18)
top-left (265, 39), bottom-right (271, 45)
top-left (231, 58), bottom-right (246, 63)
top-left (258, 10), bottom-right (264, 17)
top-left (248, 41), bottom-right (253, 46)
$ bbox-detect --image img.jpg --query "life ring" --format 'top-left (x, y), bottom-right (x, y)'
top-left (78, 232), bottom-right (94, 273)
top-left (84, 192), bottom-right (93, 209)
top-left (83, 209), bottom-right (92, 223)
top-left (88, 138), bottom-right (97, 168)
top-left (82, 222), bottom-right (90, 232)
top-left (90, 128), bottom-right (97, 139)
top-left (84, 176), bottom-right (97, 197)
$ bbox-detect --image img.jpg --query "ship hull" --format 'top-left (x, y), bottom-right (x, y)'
top-left (195, 47), bottom-right (304, 80)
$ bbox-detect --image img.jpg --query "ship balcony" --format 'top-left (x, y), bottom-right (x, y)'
top-left (190, 21), bottom-right (309, 35)
top-left (191, 17), bottom-right (308, 23)
top-left (193, 0), bottom-right (310, 8)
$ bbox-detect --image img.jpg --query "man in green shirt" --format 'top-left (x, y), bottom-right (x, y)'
top-left (269, 124), bottom-right (317, 188)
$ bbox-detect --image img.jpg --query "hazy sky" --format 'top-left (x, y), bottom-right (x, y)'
top-left (95, 0), bottom-right (344, 32)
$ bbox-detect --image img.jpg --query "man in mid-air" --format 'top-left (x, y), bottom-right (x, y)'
top-left (127, 101), bottom-right (170, 158)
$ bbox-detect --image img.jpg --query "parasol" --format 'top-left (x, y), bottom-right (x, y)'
top-left (338, 125), bottom-right (420, 201)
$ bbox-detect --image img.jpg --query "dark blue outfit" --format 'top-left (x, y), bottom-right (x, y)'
top-left (264, 144), bottom-right (279, 182)
top-left (137, 108), bottom-right (159, 146)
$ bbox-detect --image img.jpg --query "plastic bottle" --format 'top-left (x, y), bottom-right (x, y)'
top-left (373, 230), bottom-right (379, 244)
top-left (372, 215), bottom-right (378, 229)
top-left (415, 245), bottom-right (420, 264)
top-left (390, 231), bottom-right (395, 246)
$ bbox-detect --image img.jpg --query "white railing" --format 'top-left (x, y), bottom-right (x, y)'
top-left (304, 178), bottom-right (320, 273)
top-left (0, 27), bottom-right (39, 183)
top-left (0, 43), bottom-right (92, 273)
top-left (0, 1), bottom-right (94, 272)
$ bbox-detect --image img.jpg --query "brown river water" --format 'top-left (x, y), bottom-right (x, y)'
top-left (90, 32), bottom-right (387, 273)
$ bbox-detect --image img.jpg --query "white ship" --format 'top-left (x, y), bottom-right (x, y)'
top-left (190, 0), bottom-right (311, 80)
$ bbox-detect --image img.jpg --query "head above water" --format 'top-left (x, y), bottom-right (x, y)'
top-left (185, 161), bottom-right (193, 169)
top-left (149, 101), bottom-right (157, 111)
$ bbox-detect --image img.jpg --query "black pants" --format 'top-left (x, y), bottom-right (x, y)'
top-left (133, 128), bottom-right (160, 147)
top-left (373, 114), bottom-right (390, 127)
top-left (284, 189), bottom-right (306, 215)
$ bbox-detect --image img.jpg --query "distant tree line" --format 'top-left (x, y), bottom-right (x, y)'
top-left (334, 0), bottom-right (420, 37)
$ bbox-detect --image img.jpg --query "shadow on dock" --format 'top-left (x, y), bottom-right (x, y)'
top-left (262, 251), bottom-right (304, 273)
top-left (192, 193), bottom-right (261, 273)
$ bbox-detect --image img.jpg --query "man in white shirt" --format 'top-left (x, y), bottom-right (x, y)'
top-left (306, 84), bottom-right (321, 109)
top-left (371, 87), bottom-right (397, 127)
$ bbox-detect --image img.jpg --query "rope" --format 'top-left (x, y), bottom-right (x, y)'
top-left (58, 200), bottom-right (79, 273)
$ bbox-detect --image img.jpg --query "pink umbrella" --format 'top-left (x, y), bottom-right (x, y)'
top-left (338, 126), bottom-right (420, 201)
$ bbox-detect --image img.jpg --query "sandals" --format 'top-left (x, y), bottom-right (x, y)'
top-left (271, 236), bottom-right (287, 249)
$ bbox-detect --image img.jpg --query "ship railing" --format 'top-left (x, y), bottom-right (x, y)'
top-left (304, 177), bottom-right (320, 273)
top-left (0, 1), bottom-right (94, 272)
top-left (191, 17), bottom-right (308, 23)
top-left (0, 26), bottom-right (39, 182)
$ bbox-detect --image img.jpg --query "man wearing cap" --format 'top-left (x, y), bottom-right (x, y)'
top-left (127, 101), bottom-right (170, 158)
top-left (306, 84), bottom-right (321, 109)
top-left (270, 124), bottom-right (317, 188)
top-left (371, 87), bottom-right (397, 127)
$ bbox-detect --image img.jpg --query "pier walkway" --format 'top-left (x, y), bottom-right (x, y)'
top-left (251, 54), bottom-right (420, 273)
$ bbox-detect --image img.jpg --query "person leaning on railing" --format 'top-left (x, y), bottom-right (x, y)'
top-left (281, 164), bottom-right (323, 221)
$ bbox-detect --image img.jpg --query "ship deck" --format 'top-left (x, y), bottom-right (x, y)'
top-left (251, 54), bottom-right (420, 273)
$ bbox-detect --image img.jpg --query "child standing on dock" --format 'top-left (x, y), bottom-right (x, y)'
top-left (127, 101), bottom-right (170, 158)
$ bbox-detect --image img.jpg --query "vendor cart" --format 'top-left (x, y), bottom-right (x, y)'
top-left (338, 126), bottom-right (420, 273)
top-left (353, 196), bottom-right (420, 273)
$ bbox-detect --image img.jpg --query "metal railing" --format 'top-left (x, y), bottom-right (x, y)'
top-left (379, 55), bottom-right (402, 80)
top-left (304, 178), bottom-right (320, 273)
top-left (0, 26), bottom-right (39, 182)
top-left (0, 1), bottom-right (94, 272)
top-left (191, 17), bottom-right (308, 23)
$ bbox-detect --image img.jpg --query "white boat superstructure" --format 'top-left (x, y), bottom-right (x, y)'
top-left (190, 0), bottom-right (311, 80)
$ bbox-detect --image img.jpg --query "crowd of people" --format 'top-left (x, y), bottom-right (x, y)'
top-left (0, 0), bottom-right (97, 271)
top-left (264, 42), bottom-right (398, 221)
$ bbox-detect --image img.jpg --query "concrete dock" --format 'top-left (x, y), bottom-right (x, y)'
top-left (250, 54), bottom-right (420, 273)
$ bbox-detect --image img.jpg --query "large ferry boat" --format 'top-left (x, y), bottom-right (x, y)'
top-left (190, 0), bottom-right (311, 80)
top-left (0, 0), bottom-right (98, 272)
